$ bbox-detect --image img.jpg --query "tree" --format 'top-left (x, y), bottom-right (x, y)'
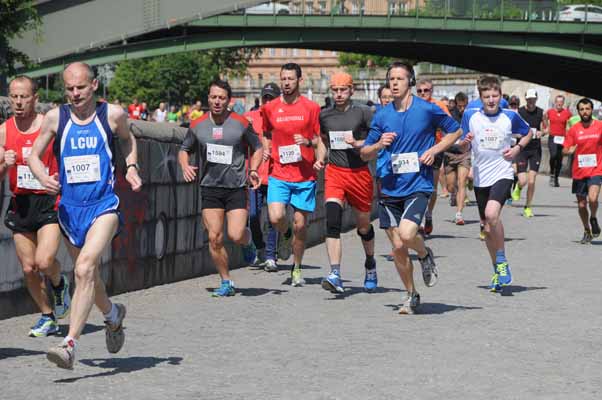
top-left (108, 48), bottom-right (261, 108)
top-left (338, 53), bottom-right (396, 70)
top-left (0, 1), bottom-right (41, 93)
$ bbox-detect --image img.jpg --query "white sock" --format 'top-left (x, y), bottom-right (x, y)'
top-left (103, 303), bottom-right (118, 324)
top-left (63, 336), bottom-right (77, 349)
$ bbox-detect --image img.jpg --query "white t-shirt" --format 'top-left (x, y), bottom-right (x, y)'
top-left (154, 109), bottom-right (167, 123)
top-left (461, 108), bottom-right (530, 187)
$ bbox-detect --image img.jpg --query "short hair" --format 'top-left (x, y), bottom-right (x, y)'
top-left (377, 84), bottom-right (390, 99)
top-left (9, 75), bottom-right (38, 94)
top-left (281, 63), bottom-right (302, 79)
top-left (555, 94), bottom-right (566, 102)
top-left (208, 79), bottom-right (232, 99)
top-left (454, 92), bottom-right (468, 103)
top-left (577, 98), bottom-right (593, 109)
top-left (386, 61), bottom-right (415, 82)
top-left (477, 75), bottom-right (502, 95)
top-left (417, 78), bottom-right (433, 87)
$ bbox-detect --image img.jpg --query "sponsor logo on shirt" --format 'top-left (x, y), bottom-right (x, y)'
top-left (77, 129), bottom-right (90, 135)
top-left (276, 115), bottom-right (305, 123)
top-left (278, 108), bottom-right (284, 113)
top-left (70, 136), bottom-right (98, 149)
top-left (212, 127), bottom-right (223, 139)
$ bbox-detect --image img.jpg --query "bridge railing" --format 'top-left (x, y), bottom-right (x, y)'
top-left (233, 1), bottom-right (602, 23)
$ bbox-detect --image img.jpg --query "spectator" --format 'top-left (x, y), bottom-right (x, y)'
top-left (189, 101), bottom-right (204, 121)
top-left (167, 105), bottom-right (179, 123)
top-left (153, 102), bottom-right (167, 122)
top-left (128, 98), bottom-right (143, 119)
top-left (250, 97), bottom-right (260, 111)
top-left (140, 102), bottom-right (149, 121)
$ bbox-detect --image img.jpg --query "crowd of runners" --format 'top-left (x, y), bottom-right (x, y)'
top-left (1, 60), bottom-right (601, 370)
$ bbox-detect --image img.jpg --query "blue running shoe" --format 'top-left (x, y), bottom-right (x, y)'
top-left (52, 274), bottom-right (71, 319)
top-left (364, 268), bottom-right (378, 292)
top-left (489, 273), bottom-right (502, 293)
top-left (29, 316), bottom-right (59, 337)
top-left (212, 280), bottom-right (235, 297)
top-left (496, 262), bottom-right (512, 286)
top-left (242, 240), bottom-right (257, 265)
top-left (321, 272), bottom-right (344, 293)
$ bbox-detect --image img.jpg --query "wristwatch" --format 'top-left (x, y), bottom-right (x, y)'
top-left (305, 139), bottom-right (313, 148)
top-left (126, 163), bottom-right (140, 172)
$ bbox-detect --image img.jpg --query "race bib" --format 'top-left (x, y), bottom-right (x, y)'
top-left (531, 128), bottom-right (540, 139)
top-left (481, 127), bottom-right (506, 150)
top-left (578, 154), bottom-right (597, 168)
top-left (553, 136), bottom-right (565, 145)
top-left (16, 165), bottom-right (47, 190)
top-left (64, 154), bottom-right (101, 184)
top-left (206, 143), bottom-right (233, 165)
top-left (391, 152), bottom-right (420, 174)
top-left (329, 130), bottom-right (353, 150)
top-left (278, 144), bottom-right (302, 164)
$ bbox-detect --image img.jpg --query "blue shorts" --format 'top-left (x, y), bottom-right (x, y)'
top-left (378, 192), bottom-right (430, 229)
top-left (58, 195), bottom-right (122, 248)
top-left (267, 177), bottom-right (316, 212)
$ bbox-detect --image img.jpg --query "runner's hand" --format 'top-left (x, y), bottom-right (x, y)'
top-left (313, 159), bottom-right (325, 171)
top-left (458, 132), bottom-right (474, 151)
top-left (293, 134), bottom-right (308, 146)
top-left (503, 146), bottom-right (520, 161)
top-left (248, 171), bottom-right (261, 190)
top-left (262, 147), bottom-right (271, 161)
top-left (182, 165), bottom-right (198, 182)
top-left (43, 172), bottom-right (61, 195)
top-left (126, 168), bottom-right (143, 192)
top-left (419, 149), bottom-right (436, 166)
top-left (380, 132), bottom-right (396, 147)
top-left (4, 150), bottom-right (16, 166)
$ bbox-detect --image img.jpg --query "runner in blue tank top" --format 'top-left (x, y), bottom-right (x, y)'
top-left (29, 62), bottom-right (142, 370)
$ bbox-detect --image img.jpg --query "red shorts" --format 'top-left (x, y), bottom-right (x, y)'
top-left (324, 164), bottom-right (373, 212)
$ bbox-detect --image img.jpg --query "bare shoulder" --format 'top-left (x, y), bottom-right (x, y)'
top-left (107, 103), bottom-right (127, 122)
top-left (0, 120), bottom-right (6, 145)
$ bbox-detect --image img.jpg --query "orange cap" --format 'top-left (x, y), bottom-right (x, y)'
top-left (330, 72), bottom-right (353, 88)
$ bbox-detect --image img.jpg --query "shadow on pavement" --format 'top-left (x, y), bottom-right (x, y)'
top-left (443, 219), bottom-right (480, 226)
top-left (325, 285), bottom-right (402, 300)
top-left (477, 285), bottom-right (547, 296)
top-left (204, 287), bottom-right (288, 296)
top-left (424, 234), bottom-right (474, 240)
top-left (54, 356), bottom-right (183, 383)
top-left (504, 237), bottom-right (526, 242)
top-left (0, 347), bottom-right (46, 361)
top-left (57, 323), bottom-right (104, 337)
top-left (384, 303), bottom-right (482, 314)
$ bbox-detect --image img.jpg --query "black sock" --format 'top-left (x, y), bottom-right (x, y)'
top-left (42, 313), bottom-right (56, 321)
top-left (364, 255), bottom-right (375, 269)
top-left (52, 276), bottom-right (64, 290)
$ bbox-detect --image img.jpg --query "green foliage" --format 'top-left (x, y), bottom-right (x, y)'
top-left (0, 0), bottom-right (41, 76)
top-left (338, 52), bottom-right (396, 69)
top-left (108, 48), bottom-right (261, 108)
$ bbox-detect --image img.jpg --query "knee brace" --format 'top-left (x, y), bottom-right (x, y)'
top-left (357, 224), bottom-right (375, 242)
top-left (326, 202), bottom-right (343, 239)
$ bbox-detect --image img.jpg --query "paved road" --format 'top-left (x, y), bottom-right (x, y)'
top-left (1, 175), bottom-right (601, 399)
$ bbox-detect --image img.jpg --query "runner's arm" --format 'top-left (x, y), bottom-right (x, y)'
top-left (179, 128), bottom-right (199, 182)
top-left (543, 112), bottom-right (550, 135)
top-left (111, 104), bottom-right (142, 191)
top-left (29, 108), bottom-right (61, 194)
top-left (0, 123), bottom-right (7, 179)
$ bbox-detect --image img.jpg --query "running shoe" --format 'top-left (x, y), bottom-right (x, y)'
top-left (479, 224), bottom-right (487, 241)
top-left (52, 274), bottom-right (71, 319)
top-left (385, 252), bottom-right (395, 262)
top-left (242, 240), bottom-right (257, 265)
top-left (253, 248), bottom-right (266, 267)
top-left (549, 176), bottom-right (555, 187)
top-left (47, 340), bottom-right (75, 370)
top-left (554, 177), bottom-right (560, 188)
top-left (29, 316), bottom-right (59, 337)
top-left (580, 230), bottom-right (593, 244)
top-left (454, 212), bottom-right (465, 226)
top-left (105, 303), bottom-right (127, 353)
top-left (277, 226), bottom-right (293, 261)
top-left (489, 273), bottom-right (502, 293)
top-left (424, 217), bottom-right (433, 235)
top-left (511, 185), bottom-right (522, 201)
top-left (505, 198), bottom-right (513, 206)
top-left (590, 218), bottom-right (601, 238)
top-left (291, 267), bottom-right (305, 287)
top-left (419, 247), bottom-right (438, 288)
top-left (439, 191), bottom-right (450, 198)
top-left (321, 271), bottom-right (344, 293)
top-left (263, 258), bottom-right (278, 272)
top-left (496, 262), bottom-right (512, 286)
top-left (364, 268), bottom-right (378, 292)
top-left (523, 207), bottom-right (534, 218)
top-left (212, 280), bottom-right (235, 297)
top-left (398, 291), bottom-right (421, 315)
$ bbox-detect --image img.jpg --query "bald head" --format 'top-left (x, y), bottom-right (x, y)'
top-left (63, 62), bottom-right (95, 83)
top-left (63, 62), bottom-right (98, 110)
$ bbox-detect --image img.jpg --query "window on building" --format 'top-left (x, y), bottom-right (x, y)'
top-left (306, 49), bottom-right (313, 56)
top-left (269, 48), bottom-right (276, 56)
top-left (292, 48), bottom-right (298, 56)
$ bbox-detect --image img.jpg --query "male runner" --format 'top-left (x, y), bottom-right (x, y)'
top-left (0, 76), bottom-right (71, 337)
top-left (244, 82), bottom-right (280, 272)
top-left (316, 72), bottom-right (377, 293)
top-left (29, 62), bottom-right (142, 369)
top-left (180, 79), bottom-right (262, 294)
top-left (361, 62), bottom-right (461, 314)
top-left (445, 91), bottom-right (471, 225)
top-left (415, 78), bottom-right (450, 235)
top-left (545, 95), bottom-right (572, 187)
top-left (563, 98), bottom-right (602, 244)
top-left (459, 76), bottom-right (531, 292)
top-left (512, 89), bottom-right (545, 218)
top-left (262, 63), bottom-right (321, 287)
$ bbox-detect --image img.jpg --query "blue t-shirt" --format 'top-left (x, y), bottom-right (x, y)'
top-left (364, 96), bottom-right (460, 197)
top-left (467, 98), bottom-right (510, 110)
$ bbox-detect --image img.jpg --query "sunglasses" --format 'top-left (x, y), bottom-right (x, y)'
top-left (416, 88), bottom-right (432, 94)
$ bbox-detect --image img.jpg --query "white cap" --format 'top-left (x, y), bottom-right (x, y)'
top-left (525, 89), bottom-right (538, 99)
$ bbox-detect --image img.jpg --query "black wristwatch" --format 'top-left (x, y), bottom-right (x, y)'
top-left (305, 139), bottom-right (313, 148)
top-left (126, 163), bottom-right (140, 172)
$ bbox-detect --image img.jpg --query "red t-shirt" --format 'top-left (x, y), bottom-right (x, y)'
top-left (564, 120), bottom-right (602, 180)
top-left (244, 109), bottom-right (270, 186)
top-left (4, 117), bottom-right (58, 195)
top-left (128, 104), bottom-right (142, 120)
top-left (262, 96), bottom-right (320, 182)
top-left (546, 108), bottom-right (572, 136)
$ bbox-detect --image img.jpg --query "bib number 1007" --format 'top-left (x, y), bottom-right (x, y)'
top-left (64, 155), bottom-right (101, 184)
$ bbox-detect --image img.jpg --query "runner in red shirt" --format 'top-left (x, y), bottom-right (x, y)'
top-left (244, 82), bottom-right (280, 271)
top-left (0, 76), bottom-right (70, 337)
top-left (545, 95), bottom-right (572, 187)
top-left (563, 98), bottom-right (602, 244)
top-left (127, 98), bottom-right (142, 120)
top-left (262, 63), bottom-right (321, 287)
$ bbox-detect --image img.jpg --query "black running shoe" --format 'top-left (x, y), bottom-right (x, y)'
top-left (580, 230), bottom-right (593, 244)
top-left (590, 218), bottom-right (601, 237)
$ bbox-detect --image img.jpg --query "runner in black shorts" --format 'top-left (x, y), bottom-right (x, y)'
top-left (179, 79), bottom-right (263, 297)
